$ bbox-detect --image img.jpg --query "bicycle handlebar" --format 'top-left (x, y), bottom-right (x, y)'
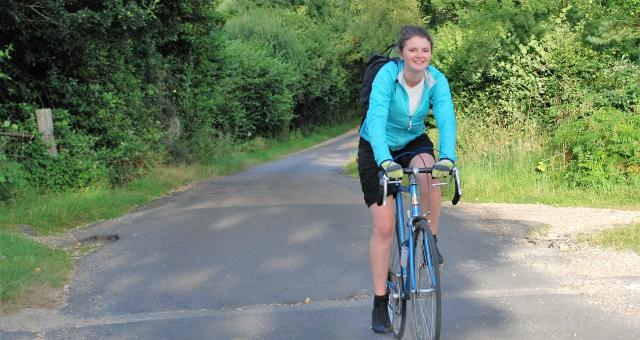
top-left (379, 166), bottom-right (462, 206)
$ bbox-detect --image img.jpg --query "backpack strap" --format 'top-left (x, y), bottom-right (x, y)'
top-left (381, 43), bottom-right (396, 56)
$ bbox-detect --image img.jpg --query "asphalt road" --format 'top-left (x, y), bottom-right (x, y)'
top-left (1, 130), bottom-right (639, 339)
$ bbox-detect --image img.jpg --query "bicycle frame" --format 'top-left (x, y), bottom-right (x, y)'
top-left (391, 170), bottom-right (435, 299)
top-left (383, 163), bottom-right (461, 339)
top-left (385, 166), bottom-right (461, 298)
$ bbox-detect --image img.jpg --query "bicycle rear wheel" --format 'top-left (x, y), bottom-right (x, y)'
top-left (388, 232), bottom-right (407, 339)
top-left (411, 221), bottom-right (441, 340)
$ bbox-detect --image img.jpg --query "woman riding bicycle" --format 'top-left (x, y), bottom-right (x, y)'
top-left (357, 25), bottom-right (457, 334)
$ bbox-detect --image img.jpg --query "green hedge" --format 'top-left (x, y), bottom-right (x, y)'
top-left (216, 39), bottom-right (297, 139)
top-left (1, 0), bottom-right (638, 201)
top-left (1, 0), bottom-right (220, 197)
top-left (430, 0), bottom-right (639, 188)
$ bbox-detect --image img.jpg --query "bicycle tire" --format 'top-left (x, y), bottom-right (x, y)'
top-left (388, 232), bottom-right (407, 339)
top-left (411, 221), bottom-right (441, 340)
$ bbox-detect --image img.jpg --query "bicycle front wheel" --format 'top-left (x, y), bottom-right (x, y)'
top-left (411, 222), bottom-right (441, 340)
top-left (388, 232), bottom-right (407, 339)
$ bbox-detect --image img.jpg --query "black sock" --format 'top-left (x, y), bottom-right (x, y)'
top-left (433, 234), bottom-right (438, 243)
top-left (374, 294), bottom-right (389, 307)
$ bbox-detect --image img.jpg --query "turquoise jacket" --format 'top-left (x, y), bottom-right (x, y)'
top-left (360, 60), bottom-right (457, 166)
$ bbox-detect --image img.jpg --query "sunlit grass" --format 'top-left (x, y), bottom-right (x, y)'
top-left (457, 123), bottom-right (640, 209)
top-left (0, 231), bottom-right (72, 306)
top-left (0, 188), bottom-right (149, 235)
top-left (580, 223), bottom-right (640, 254)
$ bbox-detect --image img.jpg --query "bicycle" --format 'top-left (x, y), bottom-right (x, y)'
top-left (379, 153), bottom-right (462, 340)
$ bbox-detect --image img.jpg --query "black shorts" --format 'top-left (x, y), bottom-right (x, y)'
top-left (357, 134), bottom-right (435, 207)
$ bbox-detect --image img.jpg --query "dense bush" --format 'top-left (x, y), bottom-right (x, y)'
top-left (552, 108), bottom-right (640, 188)
top-left (0, 154), bottom-right (27, 202)
top-left (223, 6), bottom-right (351, 127)
top-left (341, 0), bottom-right (423, 62)
top-left (0, 0), bottom-right (221, 197)
top-left (2, 109), bottom-right (109, 192)
top-left (214, 39), bottom-right (298, 139)
top-left (1, 0), bottom-right (637, 200)
top-left (566, 0), bottom-right (640, 62)
top-left (428, 0), bottom-right (640, 188)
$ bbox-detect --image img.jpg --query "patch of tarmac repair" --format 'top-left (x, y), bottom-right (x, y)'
top-left (78, 234), bottom-right (120, 246)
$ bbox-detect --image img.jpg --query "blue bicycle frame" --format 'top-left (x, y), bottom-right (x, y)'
top-left (382, 158), bottom-right (461, 339)
top-left (391, 169), bottom-right (437, 298)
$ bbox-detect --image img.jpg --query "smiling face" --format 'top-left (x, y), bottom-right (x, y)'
top-left (399, 36), bottom-right (432, 74)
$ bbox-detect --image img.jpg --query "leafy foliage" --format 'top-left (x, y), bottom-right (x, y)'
top-left (215, 39), bottom-right (297, 139)
top-left (429, 0), bottom-right (639, 188)
top-left (0, 154), bottom-right (27, 202)
top-left (0, 0), bottom-right (222, 198)
top-left (341, 0), bottom-right (424, 63)
top-left (223, 6), bottom-right (350, 127)
top-left (1, 0), bottom-right (638, 200)
top-left (552, 108), bottom-right (640, 188)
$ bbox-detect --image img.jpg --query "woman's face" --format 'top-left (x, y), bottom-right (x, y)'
top-left (399, 36), bottom-right (432, 74)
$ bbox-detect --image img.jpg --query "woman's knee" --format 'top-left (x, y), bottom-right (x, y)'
top-left (372, 219), bottom-right (395, 239)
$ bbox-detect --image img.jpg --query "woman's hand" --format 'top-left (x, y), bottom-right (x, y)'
top-left (432, 159), bottom-right (453, 179)
top-left (381, 160), bottom-right (403, 179)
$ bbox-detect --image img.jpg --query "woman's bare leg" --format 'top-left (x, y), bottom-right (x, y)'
top-left (369, 198), bottom-right (396, 296)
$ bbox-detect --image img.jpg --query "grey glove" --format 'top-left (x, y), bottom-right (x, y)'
top-left (381, 160), bottom-right (403, 179)
top-left (432, 159), bottom-right (453, 179)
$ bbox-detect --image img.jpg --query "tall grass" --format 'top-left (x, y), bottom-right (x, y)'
top-left (455, 118), bottom-right (640, 209)
top-left (347, 119), bottom-right (640, 210)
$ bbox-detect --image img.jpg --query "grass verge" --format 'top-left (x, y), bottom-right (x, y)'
top-left (0, 121), bottom-right (357, 309)
top-left (344, 151), bottom-right (640, 209)
top-left (0, 231), bottom-right (73, 311)
top-left (580, 223), bottom-right (640, 255)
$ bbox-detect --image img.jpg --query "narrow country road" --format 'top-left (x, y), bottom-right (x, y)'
top-left (1, 130), bottom-right (639, 339)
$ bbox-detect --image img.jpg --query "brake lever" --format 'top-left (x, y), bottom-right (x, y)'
top-left (381, 175), bottom-right (402, 206)
top-left (382, 175), bottom-right (388, 206)
top-left (451, 167), bottom-right (462, 205)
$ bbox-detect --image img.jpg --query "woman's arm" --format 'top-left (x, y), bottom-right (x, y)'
top-left (430, 68), bottom-right (457, 162)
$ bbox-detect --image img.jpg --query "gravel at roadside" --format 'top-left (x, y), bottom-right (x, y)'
top-left (457, 202), bottom-right (640, 324)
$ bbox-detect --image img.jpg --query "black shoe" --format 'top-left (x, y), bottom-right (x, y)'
top-left (371, 301), bottom-right (392, 334)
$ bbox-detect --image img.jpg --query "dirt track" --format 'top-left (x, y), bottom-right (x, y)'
top-left (458, 202), bottom-right (640, 322)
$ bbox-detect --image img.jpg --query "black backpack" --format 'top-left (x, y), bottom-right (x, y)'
top-left (359, 44), bottom-right (399, 124)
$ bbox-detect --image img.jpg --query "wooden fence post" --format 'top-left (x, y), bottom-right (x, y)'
top-left (36, 108), bottom-right (58, 156)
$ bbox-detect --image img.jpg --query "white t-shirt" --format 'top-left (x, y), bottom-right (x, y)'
top-left (398, 71), bottom-right (424, 115)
